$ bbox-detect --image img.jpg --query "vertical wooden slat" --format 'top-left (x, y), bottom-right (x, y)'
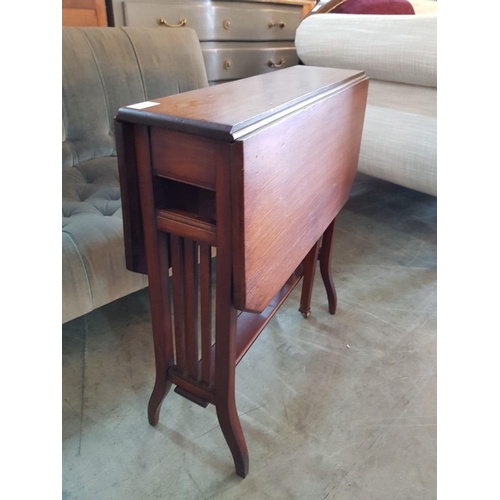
top-left (184, 239), bottom-right (199, 381)
top-left (170, 234), bottom-right (186, 373)
top-left (200, 244), bottom-right (213, 385)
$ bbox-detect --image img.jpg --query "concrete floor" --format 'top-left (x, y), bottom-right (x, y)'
top-left (62, 174), bottom-right (437, 500)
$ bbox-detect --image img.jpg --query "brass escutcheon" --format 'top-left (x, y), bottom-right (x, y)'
top-left (223, 19), bottom-right (231, 30)
top-left (223, 60), bottom-right (232, 70)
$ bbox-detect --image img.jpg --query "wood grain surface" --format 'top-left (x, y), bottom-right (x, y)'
top-left (116, 66), bottom-right (366, 140)
top-left (231, 78), bottom-right (368, 312)
top-left (117, 67), bottom-right (368, 312)
top-left (151, 129), bottom-right (217, 190)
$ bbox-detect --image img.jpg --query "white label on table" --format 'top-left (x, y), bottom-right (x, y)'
top-left (127, 101), bottom-right (160, 110)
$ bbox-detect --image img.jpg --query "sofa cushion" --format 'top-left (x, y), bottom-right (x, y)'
top-left (358, 105), bottom-right (436, 196)
top-left (62, 157), bottom-right (148, 323)
top-left (368, 79), bottom-right (436, 117)
top-left (331, 0), bottom-right (415, 14)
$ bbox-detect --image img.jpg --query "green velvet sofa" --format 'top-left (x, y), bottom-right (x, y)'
top-left (62, 27), bottom-right (208, 323)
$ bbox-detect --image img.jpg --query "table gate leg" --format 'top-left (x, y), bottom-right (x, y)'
top-left (299, 240), bottom-right (321, 318)
top-left (319, 218), bottom-right (337, 315)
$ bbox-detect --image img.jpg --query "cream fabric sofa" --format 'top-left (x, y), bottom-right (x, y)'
top-left (62, 27), bottom-right (208, 323)
top-left (295, 1), bottom-right (437, 196)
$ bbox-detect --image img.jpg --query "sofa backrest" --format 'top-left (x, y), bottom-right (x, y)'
top-left (62, 27), bottom-right (208, 169)
top-left (296, 14), bottom-right (436, 87)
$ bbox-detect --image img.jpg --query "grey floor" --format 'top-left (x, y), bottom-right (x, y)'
top-left (62, 174), bottom-right (437, 500)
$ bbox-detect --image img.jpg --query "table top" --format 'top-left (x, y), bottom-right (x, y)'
top-left (117, 66), bottom-right (366, 141)
top-left (116, 65), bottom-right (369, 312)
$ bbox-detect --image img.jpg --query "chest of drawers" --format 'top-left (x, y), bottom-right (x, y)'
top-left (110, 0), bottom-right (310, 84)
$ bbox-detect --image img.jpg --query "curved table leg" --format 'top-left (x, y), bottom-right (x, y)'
top-left (299, 241), bottom-right (321, 318)
top-left (319, 218), bottom-right (337, 315)
top-left (216, 387), bottom-right (249, 478)
top-left (148, 377), bottom-right (172, 426)
top-left (134, 127), bottom-right (175, 426)
top-left (213, 155), bottom-right (249, 478)
top-left (146, 233), bottom-right (175, 425)
top-left (215, 305), bottom-right (249, 478)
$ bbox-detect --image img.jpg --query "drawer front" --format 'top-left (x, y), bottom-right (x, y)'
top-left (202, 42), bottom-right (299, 82)
top-left (150, 128), bottom-right (216, 190)
top-left (123, 2), bottom-right (302, 41)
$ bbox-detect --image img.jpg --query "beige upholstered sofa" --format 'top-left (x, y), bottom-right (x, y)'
top-left (62, 27), bottom-right (208, 323)
top-left (295, 0), bottom-right (437, 196)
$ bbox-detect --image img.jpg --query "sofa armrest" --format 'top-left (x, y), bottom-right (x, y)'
top-left (295, 14), bottom-right (436, 87)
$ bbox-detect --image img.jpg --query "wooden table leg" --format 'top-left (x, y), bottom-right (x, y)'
top-left (135, 125), bottom-right (175, 425)
top-left (215, 145), bottom-right (249, 478)
top-left (319, 218), bottom-right (337, 315)
top-left (299, 240), bottom-right (321, 318)
top-left (215, 303), bottom-right (249, 478)
top-left (147, 233), bottom-right (174, 425)
top-left (299, 218), bottom-right (338, 318)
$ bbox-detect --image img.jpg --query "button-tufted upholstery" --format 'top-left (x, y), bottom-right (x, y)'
top-left (62, 27), bottom-right (209, 323)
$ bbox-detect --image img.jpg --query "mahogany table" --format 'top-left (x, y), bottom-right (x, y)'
top-left (115, 66), bottom-right (368, 478)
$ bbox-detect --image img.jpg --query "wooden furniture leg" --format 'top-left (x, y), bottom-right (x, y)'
top-left (135, 126), bottom-right (175, 425)
top-left (299, 218), bottom-right (338, 318)
top-left (215, 304), bottom-right (249, 478)
top-left (298, 240), bottom-right (320, 318)
top-left (147, 229), bottom-right (174, 425)
top-left (319, 218), bottom-right (337, 315)
top-left (215, 147), bottom-right (249, 478)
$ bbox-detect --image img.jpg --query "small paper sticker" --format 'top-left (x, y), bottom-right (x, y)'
top-left (127, 101), bottom-right (160, 110)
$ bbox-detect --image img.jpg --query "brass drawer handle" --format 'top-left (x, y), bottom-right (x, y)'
top-left (268, 59), bottom-right (285, 68)
top-left (157, 17), bottom-right (187, 28)
top-left (268, 21), bottom-right (286, 28)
